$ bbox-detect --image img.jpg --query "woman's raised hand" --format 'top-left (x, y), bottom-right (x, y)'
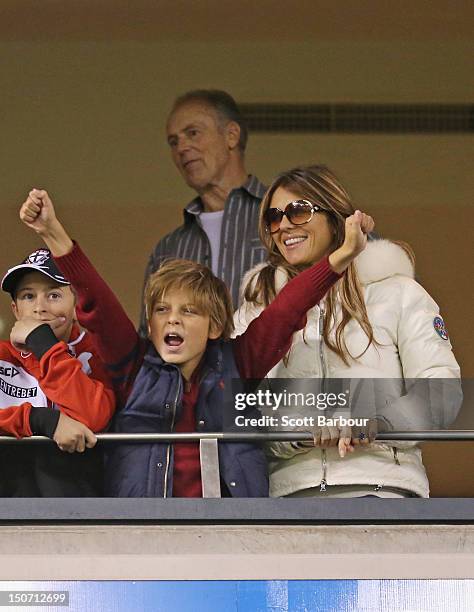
top-left (343, 210), bottom-right (374, 258)
top-left (328, 210), bottom-right (374, 274)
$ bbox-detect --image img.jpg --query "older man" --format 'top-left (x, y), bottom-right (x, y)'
top-left (139, 90), bottom-right (267, 334)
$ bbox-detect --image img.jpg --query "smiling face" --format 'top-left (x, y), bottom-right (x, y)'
top-left (11, 271), bottom-right (75, 343)
top-left (166, 101), bottom-right (234, 193)
top-left (268, 186), bottom-right (335, 267)
top-left (148, 286), bottom-right (221, 381)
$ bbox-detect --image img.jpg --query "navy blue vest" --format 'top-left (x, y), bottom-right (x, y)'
top-left (105, 339), bottom-right (268, 498)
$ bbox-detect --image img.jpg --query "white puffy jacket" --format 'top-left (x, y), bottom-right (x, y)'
top-left (234, 240), bottom-right (462, 498)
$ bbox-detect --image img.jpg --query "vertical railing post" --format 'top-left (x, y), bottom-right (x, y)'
top-left (199, 438), bottom-right (221, 498)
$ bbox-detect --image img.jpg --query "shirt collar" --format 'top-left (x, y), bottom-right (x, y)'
top-left (184, 175), bottom-right (266, 219)
top-left (243, 174), bottom-right (267, 199)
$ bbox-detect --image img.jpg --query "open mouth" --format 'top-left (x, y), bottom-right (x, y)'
top-left (165, 333), bottom-right (184, 347)
top-left (283, 236), bottom-right (307, 247)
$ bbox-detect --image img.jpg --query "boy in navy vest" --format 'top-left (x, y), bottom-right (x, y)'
top-left (19, 188), bottom-right (371, 497)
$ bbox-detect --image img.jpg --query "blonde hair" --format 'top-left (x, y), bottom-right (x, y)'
top-left (245, 164), bottom-right (375, 365)
top-left (144, 259), bottom-right (234, 340)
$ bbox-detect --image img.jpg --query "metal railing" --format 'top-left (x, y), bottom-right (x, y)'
top-left (1, 431), bottom-right (473, 498)
top-left (1, 431), bottom-right (474, 443)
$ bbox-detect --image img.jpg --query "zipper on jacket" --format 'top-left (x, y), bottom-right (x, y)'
top-left (319, 449), bottom-right (328, 492)
top-left (318, 304), bottom-right (328, 492)
top-left (318, 303), bottom-right (327, 379)
top-left (163, 374), bottom-right (182, 498)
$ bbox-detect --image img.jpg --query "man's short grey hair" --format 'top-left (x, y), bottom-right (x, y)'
top-left (171, 89), bottom-right (248, 153)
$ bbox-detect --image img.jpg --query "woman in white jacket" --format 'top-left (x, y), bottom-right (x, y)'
top-left (234, 164), bottom-right (461, 498)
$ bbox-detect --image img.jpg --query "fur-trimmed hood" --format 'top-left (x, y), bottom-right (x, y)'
top-left (240, 239), bottom-right (414, 298)
top-left (354, 239), bottom-right (414, 285)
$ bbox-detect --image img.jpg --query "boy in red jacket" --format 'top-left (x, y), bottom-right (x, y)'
top-left (0, 249), bottom-right (115, 496)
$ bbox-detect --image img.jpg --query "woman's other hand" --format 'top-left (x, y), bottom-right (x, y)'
top-left (343, 210), bottom-right (374, 257)
top-left (328, 210), bottom-right (374, 274)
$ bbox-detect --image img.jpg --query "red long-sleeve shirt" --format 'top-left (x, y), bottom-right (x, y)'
top-left (0, 324), bottom-right (115, 438)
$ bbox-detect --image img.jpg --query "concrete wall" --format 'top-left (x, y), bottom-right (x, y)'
top-left (0, 524), bottom-right (473, 579)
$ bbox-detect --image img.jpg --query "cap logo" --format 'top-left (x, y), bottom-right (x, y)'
top-left (25, 249), bottom-right (51, 266)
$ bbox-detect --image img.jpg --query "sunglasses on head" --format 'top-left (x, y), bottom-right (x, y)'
top-left (263, 199), bottom-right (323, 234)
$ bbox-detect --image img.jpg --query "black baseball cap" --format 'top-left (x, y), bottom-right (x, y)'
top-left (1, 248), bottom-right (69, 296)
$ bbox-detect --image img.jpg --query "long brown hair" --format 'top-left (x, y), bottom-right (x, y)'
top-left (244, 164), bottom-right (375, 365)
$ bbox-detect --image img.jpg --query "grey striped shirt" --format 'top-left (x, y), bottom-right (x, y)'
top-left (139, 175), bottom-right (268, 335)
